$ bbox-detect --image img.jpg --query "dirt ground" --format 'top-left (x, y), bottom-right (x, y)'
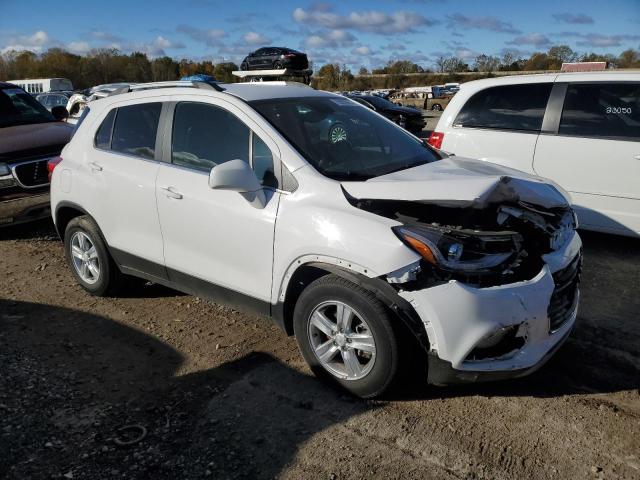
top-left (1, 219), bottom-right (639, 480)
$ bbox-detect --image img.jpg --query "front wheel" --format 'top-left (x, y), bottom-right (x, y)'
top-left (431, 104), bottom-right (442, 111)
top-left (293, 275), bottom-right (398, 398)
top-left (273, 61), bottom-right (284, 69)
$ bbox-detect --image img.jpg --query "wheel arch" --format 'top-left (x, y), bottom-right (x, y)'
top-left (54, 201), bottom-right (91, 240)
top-left (275, 260), bottom-right (430, 353)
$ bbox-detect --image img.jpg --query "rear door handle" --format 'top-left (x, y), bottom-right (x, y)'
top-left (635, 155), bottom-right (640, 160)
top-left (89, 161), bottom-right (103, 172)
top-left (160, 186), bottom-right (183, 199)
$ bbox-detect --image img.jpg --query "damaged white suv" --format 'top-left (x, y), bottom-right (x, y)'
top-left (50, 80), bottom-right (582, 398)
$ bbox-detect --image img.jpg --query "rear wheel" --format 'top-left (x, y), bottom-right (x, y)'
top-left (273, 61), bottom-right (284, 69)
top-left (431, 104), bottom-right (442, 111)
top-left (64, 215), bottom-right (123, 296)
top-left (293, 275), bottom-right (398, 398)
top-left (240, 61), bottom-right (248, 71)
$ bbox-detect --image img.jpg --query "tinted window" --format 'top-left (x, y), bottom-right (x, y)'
top-left (172, 102), bottom-right (249, 173)
top-left (455, 83), bottom-right (552, 132)
top-left (559, 83), bottom-right (640, 140)
top-left (111, 103), bottom-right (162, 159)
top-left (0, 86), bottom-right (54, 127)
top-left (95, 109), bottom-right (116, 148)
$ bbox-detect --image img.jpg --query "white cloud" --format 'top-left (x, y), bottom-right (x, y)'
top-left (67, 41), bottom-right (91, 54)
top-left (351, 46), bottom-right (374, 56)
top-left (243, 31), bottom-right (272, 45)
top-left (304, 29), bottom-right (356, 48)
top-left (293, 5), bottom-right (435, 34)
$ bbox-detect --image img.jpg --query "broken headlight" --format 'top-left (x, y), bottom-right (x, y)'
top-left (393, 224), bottom-right (522, 273)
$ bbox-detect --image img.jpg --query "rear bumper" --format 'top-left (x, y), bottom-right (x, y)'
top-left (0, 192), bottom-right (51, 226)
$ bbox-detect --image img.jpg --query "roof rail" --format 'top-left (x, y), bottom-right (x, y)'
top-left (107, 80), bottom-right (225, 96)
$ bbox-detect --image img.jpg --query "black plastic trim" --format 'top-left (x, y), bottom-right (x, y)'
top-left (540, 82), bottom-right (567, 134)
top-left (427, 325), bottom-right (573, 385)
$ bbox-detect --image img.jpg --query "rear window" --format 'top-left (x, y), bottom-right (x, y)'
top-left (110, 103), bottom-right (162, 159)
top-left (559, 83), bottom-right (640, 140)
top-left (454, 83), bottom-right (552, 132)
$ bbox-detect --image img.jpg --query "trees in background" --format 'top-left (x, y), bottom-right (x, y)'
top-left (1, 44), bottom-right (638, 92)
top-left (0, 48), bottom-right (236, 88)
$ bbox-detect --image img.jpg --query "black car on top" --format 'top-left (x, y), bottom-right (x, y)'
top-left (240, 47), bottom-right (309, 71)
top-left (347, 94), bottom-right (426, 136)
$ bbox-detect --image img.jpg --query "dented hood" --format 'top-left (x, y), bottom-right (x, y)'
top-left (341, 156), bottom-right (570, 209)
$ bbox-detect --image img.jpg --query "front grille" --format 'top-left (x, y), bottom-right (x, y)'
top-left (12, 159), bottom-right (50, 187)
top-left (548, 252), bottom-right (582, 332)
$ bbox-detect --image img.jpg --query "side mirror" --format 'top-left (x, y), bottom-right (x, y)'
top-left (208, 159), bottom-right (266, 208)
top-left (51, 105), bottom-right (69, 121)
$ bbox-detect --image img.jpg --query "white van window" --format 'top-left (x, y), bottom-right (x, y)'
top-left (559, 83), bottom-right (640, 141)
top-left (454, 83), bottom-right (552, 132)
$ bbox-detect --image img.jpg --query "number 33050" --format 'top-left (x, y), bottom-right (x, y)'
top-left (606, 107), bottom-right (632, 114)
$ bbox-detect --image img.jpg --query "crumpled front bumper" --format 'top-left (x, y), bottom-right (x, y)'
top-left (398, 231), bottom-right (582, 384)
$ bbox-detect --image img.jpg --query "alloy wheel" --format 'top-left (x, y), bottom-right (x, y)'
top-left (307, 300), bottom-right (376, 380)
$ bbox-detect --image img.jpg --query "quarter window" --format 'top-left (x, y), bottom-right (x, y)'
top-left (111, 103), bottom-right (162, 159)
top-left (454, 83), bottom-right (552, 132)
top-left (559, 83), bottom-right (639, 140)
top-left (171, 102), bottom-right (276, 186)
top-left (95, 109), bottom-right (116, 149)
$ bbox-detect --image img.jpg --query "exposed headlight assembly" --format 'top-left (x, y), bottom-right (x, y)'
top-left (393, 224), bottom-right (522, 273)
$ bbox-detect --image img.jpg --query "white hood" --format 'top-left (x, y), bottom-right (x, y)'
top-left (341, 156), bottom-right (570, 209)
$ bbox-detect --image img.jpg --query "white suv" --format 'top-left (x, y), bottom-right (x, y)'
top-left (429, 71), bottom-right (640, 237)
top-left (50, 80), bottom-right (582, 398)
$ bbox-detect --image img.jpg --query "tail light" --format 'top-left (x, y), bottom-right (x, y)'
top-left (428, 131), bottom-right (444, 149)
top-left (282, 53), bottom-right (296, 58)
top-left (47, 156), bottom-right (62, 182)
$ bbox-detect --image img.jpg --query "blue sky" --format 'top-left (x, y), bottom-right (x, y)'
top-left (1, 0), bottom-right (638, 69)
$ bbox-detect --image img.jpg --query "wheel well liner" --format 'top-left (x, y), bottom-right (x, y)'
top-left (277, 262), bottom-right (430, 352)
top-left (54, 202), bottom-right (90, 239)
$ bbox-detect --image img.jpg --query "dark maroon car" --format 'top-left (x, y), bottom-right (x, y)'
top-left (0, 82), bottom-right (72, 226)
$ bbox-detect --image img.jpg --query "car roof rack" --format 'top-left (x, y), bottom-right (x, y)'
top-left (108, 80), bottom-right (226, 96)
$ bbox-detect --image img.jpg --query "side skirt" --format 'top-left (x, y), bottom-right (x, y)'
top-left (110, 247), bottom-right (274, 321)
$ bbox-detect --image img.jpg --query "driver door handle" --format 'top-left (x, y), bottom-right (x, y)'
top-left (89, 161), bottom-right (103, 172)
top-left (160, 186), bottom-right (183, 200)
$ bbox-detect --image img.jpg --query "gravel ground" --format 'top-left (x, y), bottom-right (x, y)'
top-left (1, 219), bottom-right (639, 480)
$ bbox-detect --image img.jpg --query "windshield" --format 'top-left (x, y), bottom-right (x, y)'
top-left (0, 87), bottom-right (55, 128)
top-left (250, 96), bottom-right (439, 181)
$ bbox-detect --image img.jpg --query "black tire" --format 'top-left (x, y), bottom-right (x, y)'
top-left (240, 62), bottom-right (248, 71)
top-left (293, 274), bottom-right (399, 398)
top-left (431, 104), bottom-right (442, 111)
top-left (64, 215), bottom-right (123, 296)
top-left (273, 61), bottom-right (284, 69)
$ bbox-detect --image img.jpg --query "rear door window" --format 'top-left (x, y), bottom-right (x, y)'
top-left (559, 83), bottom-right (640, 140)
top-left (454, 83), bottom-right (552, 132)
top-left (110, 103), bottom-right (162, 159)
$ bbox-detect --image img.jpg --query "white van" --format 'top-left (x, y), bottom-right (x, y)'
top-left (6, 78), bottom-right (73, 94)
top-left (429, 71), bottom-right (640, 237)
